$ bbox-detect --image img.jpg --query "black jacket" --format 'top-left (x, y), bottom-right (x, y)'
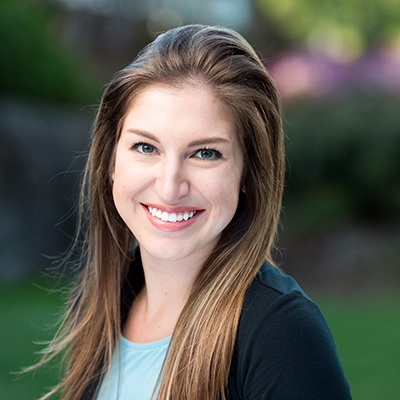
top-left (83, 260), bottom-right (352, 399)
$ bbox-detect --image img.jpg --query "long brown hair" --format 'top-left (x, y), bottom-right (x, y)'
top-left (37, 24), bottom-right (285, 399)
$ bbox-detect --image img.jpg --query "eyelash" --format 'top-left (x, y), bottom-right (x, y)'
top-left (193, 148), bottom-right (223, 160)
top-left (130, 141), bottom-right (156, 154)
top-left (130, 142), bottom-right (223, 160)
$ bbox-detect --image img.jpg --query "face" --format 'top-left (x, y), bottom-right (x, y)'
top-left (112, 84), bottom-right (243, 267)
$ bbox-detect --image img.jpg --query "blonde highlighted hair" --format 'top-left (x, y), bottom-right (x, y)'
top-left (37, 24), bottom-right (285, 399)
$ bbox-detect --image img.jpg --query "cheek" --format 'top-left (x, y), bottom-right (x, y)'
top-left (113, 171), bottom-right (149, 201)
top-left (206, 171), bottom-right (241, 218)
top-left (113, 152), bottom-right (149, 193)
top-left (112, 169), bottom-right (140, 213)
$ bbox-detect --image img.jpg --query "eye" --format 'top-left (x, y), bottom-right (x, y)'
top-left (132, 142), bottom-right (156, 154)
top-left (194, 148), bottom-right (222, 160)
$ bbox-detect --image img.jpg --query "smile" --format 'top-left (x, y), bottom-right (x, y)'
top-left (147, 206), bottom-right (198, 223)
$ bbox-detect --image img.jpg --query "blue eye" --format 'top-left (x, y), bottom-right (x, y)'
top-left (195, 148), bottom-right (222, 160)
top-left (133, 142), bottom-right (156, 154)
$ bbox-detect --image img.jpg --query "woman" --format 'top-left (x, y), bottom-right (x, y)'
top-left (38, 25), bottom-right (352, 399)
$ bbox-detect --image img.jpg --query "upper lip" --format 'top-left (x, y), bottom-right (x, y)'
top-left (142, 203), bottom-right (204, 213)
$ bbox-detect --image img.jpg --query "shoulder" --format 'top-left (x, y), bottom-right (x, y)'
top-left (236, 262), bottom-right (332, 366)
top-left (238, 261), bottom-right (319, 339)
top-left (228, 261), bottom-right (352, 400)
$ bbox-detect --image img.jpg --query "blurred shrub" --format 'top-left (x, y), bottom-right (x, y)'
top-left (0, 0), bottom-right (99, 104)
top-left (256, 0), bottom-right (400, 53)
top-left (283, 92), bottom-right (400, 231)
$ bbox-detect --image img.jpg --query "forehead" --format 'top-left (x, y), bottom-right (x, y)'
top-left (123, 83), bottom-right (236, 136)
top-left (127, 81), bottom-right (234, 118)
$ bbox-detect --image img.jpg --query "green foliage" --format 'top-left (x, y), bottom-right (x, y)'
top-left (0, 0), bottom-right (99, 104)
top-left (283, 93), bottom-right (400, 230)
top-left (256, 0), bottom-right (400, 55)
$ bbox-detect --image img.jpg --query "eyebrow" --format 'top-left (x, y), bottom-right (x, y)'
top-left (126, 129), bottom-right (231, 146)
top-left (126, 129), bottom-right (159, 142)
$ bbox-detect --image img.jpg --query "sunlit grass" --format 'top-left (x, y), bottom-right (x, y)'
top-left (1, 279), bottom-right (399, 399)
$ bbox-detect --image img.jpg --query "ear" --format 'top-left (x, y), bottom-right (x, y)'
top-left (109, 169), bottom-right (115, 185)
top-left (109, 146), bottom-right (117, 183)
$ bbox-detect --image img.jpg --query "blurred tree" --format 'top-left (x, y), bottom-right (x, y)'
top-left (283, 93), bottom-right (400, 230)
top-left (0, 0), bottom-right (99, 104)
top-left (255, 0), bottom-right (400, 61)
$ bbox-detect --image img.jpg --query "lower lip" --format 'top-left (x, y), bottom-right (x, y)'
top-left (142, 205), bottom-right (203, 232)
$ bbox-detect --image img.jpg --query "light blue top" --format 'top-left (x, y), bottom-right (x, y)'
top-left (96, 335), bottom-right (171, 400)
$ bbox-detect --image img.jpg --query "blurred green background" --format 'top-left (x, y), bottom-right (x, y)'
top-left (1, 0), bottom-right (399, 399)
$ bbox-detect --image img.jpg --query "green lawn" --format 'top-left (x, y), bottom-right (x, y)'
top-left (1, 280), bottom-right (399, 399)
top-left (318, 295), bottom-right (400, 400)
top-left (0, 280), bottom-right (64, 400)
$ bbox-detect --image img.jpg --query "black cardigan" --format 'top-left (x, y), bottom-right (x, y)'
top-left (82, 259), bottom-right (352, 399)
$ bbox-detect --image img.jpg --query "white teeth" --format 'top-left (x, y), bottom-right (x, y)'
top-left (161, 211), bottom-right (169, 221)
top-left (147, 206), bottom-right (197, 223)
top-left (168, 213), bottom-right (177, 222)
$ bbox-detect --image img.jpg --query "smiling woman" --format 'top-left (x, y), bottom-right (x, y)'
top-left (113, 84), bottom-right (243, 265)
top-left (34, 25), bottom-right (352, 400)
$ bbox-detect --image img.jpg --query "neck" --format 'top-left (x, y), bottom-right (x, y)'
top-left (123, 246), bottom-right (207, 343)
top-left (139, 247), bottom-right (206, 313)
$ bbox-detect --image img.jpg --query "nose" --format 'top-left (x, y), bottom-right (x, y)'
top-left (154, 156), bottom-right (189, 202)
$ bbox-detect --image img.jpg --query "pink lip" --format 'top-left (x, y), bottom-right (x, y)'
top-left (141, 203), bottom-right (204, 232)
top-left (144, 203), bottom-right (202, 213)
